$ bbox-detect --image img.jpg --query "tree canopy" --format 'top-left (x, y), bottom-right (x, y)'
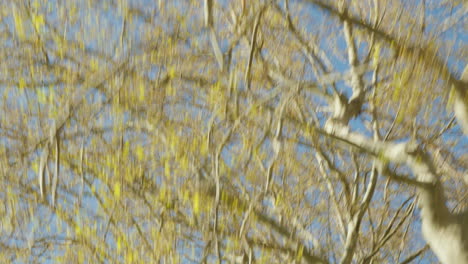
top-left (0, 0), bottom-right (466, 263)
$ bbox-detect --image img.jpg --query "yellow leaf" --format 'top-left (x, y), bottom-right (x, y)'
top-left (123, 141), bottom-right (130, 159)
top-left (13, 8), bottom-right (25, 40)
top-left (75, 225), bottom-right (81, 236)
top-left (159, 186), bottom-right (166, 201)
top-left (168, 66), bottom-right (176, 79)
top-left (373, 43), bottom-right (381, 67)
top-left (193, 191), bottom-right (200, 215)
top-left (164, 160), bottom-right (171, 178)
top-left (32, 0), bottom-right (40, 10)
top-left (124, 166), bottom-right (133, 183)
top-left (32, 14), bottom-right (44, 31)
top-left (19, 78), bottom-right (26, 89)
top-left (446, 86), bottom-right (456, 111)
top-left (48, 85), bottom-right (54, 104)
top-left (396, 109), bottom-right (404, 124)
top-left (114, 182), bottom-right (121, 199)
top-left (392, 73), bottom-right (402, 102)
top-left (78, 251), bottom-right (84, 263)
top-left (180, 155), bottom-right (188, 171)
top-left (125, 251), bottom-right (134, 263)
top-left (90, 59), bottom-right (99, 72)
top-left (53, 34), bottom-right (64, 58)
top-left (275, 193), bottom-right (281, 206)
top-left (170, 133), bottom-right (177, 152)
top-left (139, 81), bottom-right (145, 102)
top-left (117, 237), bottom-right (122, 253)
top-left (135, 145), bottom-right (144, 161)
top-left (32, 160), bottom-right (39, 173)
top-left (200, 139), bottom-right (208, 156)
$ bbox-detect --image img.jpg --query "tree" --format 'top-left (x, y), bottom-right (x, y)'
top-left (0, 0), bottom-right (466, 263)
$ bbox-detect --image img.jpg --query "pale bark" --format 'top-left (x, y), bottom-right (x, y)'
top-left (321, 124), bottom-right (468, 264)
top-left (301, 1), bottom-right (468, 262)
top-left (454, 65), bottom-right (468, 135)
